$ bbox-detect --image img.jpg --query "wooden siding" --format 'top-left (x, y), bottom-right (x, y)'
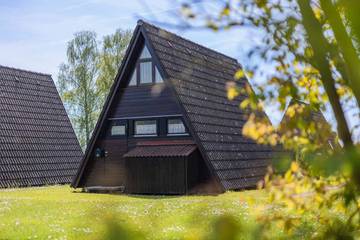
top-left (125, 156), bottom-right (186, 194)
top-left (187, 150), bottom-right (222, 194)
top-left (109, 84), bottom-right (182, 118)
top-left (125, 149), bottom-right (221, 194)
top-left (82, 139), bottom-right (127, 187)
top-left (81, 84), bottom-right (192, 188)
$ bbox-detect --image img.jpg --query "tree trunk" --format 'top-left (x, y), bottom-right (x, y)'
top-left (297, 0), bottom-right (353, 147)
top-left (320, 0), bottom-right (360, 106)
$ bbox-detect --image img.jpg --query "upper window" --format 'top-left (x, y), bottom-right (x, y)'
top-left (155, 67), bottom-right (163, 83)
top-left (140, 46), bottom-right (151, 59)
top-left (128, 44), bottom-right (164, 86)
top-left (129, 69), bottom-right (137, 86)
top-left (167, 118), bottom-right (187, 135)
top-left (140, 62), bottom-right (152, 84)
top-left (134, 120), bottom-right (157, 136)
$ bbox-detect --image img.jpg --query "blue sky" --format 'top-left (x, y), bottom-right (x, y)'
top-left (0, 0), bottom-right (358, 140)
top-left (0, 0), bottom-right (256, 77)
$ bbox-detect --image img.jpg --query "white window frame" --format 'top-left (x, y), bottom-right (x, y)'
top-left (134, 120), bottom-right (158, 136)
top-left (111, 124), bottom-right (126, 136)
top-left (167, 118), bottom-right (188, 136)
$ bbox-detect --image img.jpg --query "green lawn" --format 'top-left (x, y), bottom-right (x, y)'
top-left (0, 186), bottom-right (276, 240)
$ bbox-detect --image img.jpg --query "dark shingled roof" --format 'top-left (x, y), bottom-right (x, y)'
top-left (0, 65), bottom-right (83, 188)
top-left (280, 99), bottom-right (340, 149)
top-left (73, 20), bottom-right (273, 191)
top-left (139, 21), bottom-right (273, 190)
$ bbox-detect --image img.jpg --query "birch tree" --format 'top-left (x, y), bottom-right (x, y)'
top-left (97, 29), bottom-right (132, 104)
top-left (58, 31), bottom-right (99, 149)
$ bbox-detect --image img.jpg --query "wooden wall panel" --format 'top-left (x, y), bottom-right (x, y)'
top-left (83, 139), bottom-right (128, 187)
top-left (109, 84), bottom-right (182, 118)
top-left (125, 157), bottom-right (186, 194)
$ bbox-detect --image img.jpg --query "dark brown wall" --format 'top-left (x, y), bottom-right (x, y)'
top-left (187, 150), bottom-right (222, 194)
top-left (81, 84), bottom-right (189, 187)
top-left (83, 139), bottom-right (128, 187)
top-left (125, 156), bottom-right (186, 194)
top-left (109, 84), bottom-right (182, 118)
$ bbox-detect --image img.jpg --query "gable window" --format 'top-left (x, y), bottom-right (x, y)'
top-left (129, 69), bottom-right (137, 86)
top-left (111, 121), bottom-right (127, 136)
top-left (155, 67), bottom-right (163, 83)
top-left (134, 120), bottom-right (157, 136)
top-left (128, 44), bottom-right (164, 86)
top-left (167, 118), bottom-right (187, 135)
top-left (140, 45), bottom-right (151, 59)
top-left (140, 62), bottom-right (152, 84)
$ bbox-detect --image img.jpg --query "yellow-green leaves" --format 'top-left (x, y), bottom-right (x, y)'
top-left (220, 3), bottom-right (231, 17)
top-left (226, 81), bottom-right (239, 100)
top-left (234, 69), bottom-right (253, 80)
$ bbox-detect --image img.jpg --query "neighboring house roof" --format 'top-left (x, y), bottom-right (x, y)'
top-left (0, 65), bottom-right (83, 187)
top-left (72, 20), bottom-right (273, 191)
top-left (124, 140), bottom-right (197, 158)
top-left (280, 99), bottom-right (339, 149)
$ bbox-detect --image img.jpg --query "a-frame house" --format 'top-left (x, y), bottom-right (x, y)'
top-left (72, 20), bottom-right (274, 194)
top-left (279, 99), bottom-right (340, 150)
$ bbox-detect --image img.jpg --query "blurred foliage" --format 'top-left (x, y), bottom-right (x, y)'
top-left (178, 0), bottom-right (360, 239)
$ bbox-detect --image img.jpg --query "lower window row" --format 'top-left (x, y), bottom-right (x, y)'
top-left (110, 118), bottom-right (187, 137)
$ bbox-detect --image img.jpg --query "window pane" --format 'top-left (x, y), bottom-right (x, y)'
top-left (140, 61), bottom-right (152, 84)
top-left (168, 119), bottom-right (186, 134)
top-left (135, 120), bottom-right (157, 135)
top-left (111, 125), bottom-right (126, 136)
top-left (155, 67), bottom-right (163, 83)
top-left (140, 45), bottom-right (151, 59)
top-left (129, 69), bottom-right (137, 86)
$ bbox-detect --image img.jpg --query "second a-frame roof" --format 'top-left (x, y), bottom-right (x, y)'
top-left (0, 65), bottom-right (83, 187)
top-left (73, 20), bottom-right (273, 191)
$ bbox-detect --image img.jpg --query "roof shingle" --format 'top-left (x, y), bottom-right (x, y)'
top-left (140, 21), bottom-right (273, 190)
top-left (0, 65), bottom-right (83, 188)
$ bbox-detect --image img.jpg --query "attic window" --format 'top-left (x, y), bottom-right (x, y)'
top-left (155, 67), bottom-right (163, 83)
top-left (128, 44), bottom-right (164, 86)
top-left (140, 62), bottom-right (152, 84)
top-left (129, 69), bottom-right (137, 86)
top-left (140, 45), bottom-right (151, 59)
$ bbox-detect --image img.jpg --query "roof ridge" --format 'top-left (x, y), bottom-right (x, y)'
top-left (0, 65), bottom-right (51, 77)
top-left (137, 19), bottom-right (239, 64)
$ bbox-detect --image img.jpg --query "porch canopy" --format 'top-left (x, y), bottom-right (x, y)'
top-left (123, 140), bottom-right (197, 158)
